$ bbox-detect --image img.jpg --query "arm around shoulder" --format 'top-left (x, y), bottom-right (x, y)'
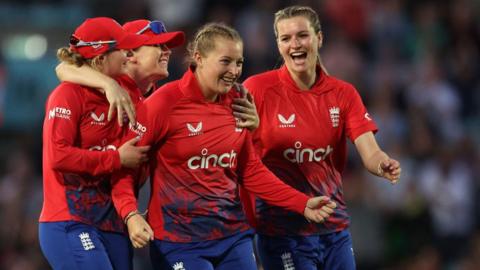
top-left (55, 62), bottom-right (136, 125)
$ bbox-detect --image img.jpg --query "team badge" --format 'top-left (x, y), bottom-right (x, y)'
top-left (173, 262), bottom-right (186, 270)
top-left (329, 107), bottom-right (340, 127)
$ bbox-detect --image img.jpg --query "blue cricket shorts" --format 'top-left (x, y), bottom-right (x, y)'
top-left (150, 229), bottom-right (257, 270)
top-left (257, 229), bottom-right (356, 270)
top-left (39, 221), bottom-right (132, 270)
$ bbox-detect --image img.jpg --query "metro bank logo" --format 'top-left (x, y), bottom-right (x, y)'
top-left (49, 107), bottom-right (71, 120)
top-left (129, 121), bottom-right (147, 137)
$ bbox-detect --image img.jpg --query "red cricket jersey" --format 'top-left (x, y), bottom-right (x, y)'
top-left (243, 65), bottom-right (378, 236)
top-left (112, 68), bottom-right (310, 242)
top-left (40, 75), bottom-right (143, 233)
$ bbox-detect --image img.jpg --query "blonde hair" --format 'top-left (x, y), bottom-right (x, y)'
top-left (273, 5), bottom-right (321, 38)
top-left (273, 6), bottom-right (328, 74)
top-left (186, 22), bottom-right (242, 67)
top-left (56, 47), bottom-right (104, 71)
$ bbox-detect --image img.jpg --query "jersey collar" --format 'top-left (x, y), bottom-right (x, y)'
top-left (279, 64), bottom-right (330, 94)
top-left (179, 66), bottom-right (232, 104)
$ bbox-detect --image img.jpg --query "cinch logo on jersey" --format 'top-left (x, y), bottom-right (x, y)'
top-left (187, 148), bottom-right (237, 170)
top-left (90, 112), bottom-right (106, 126)
top-left (48, 107), bottom-right (71, 120)
top-left (329, 107), bottom-right (340, 127)
top-left (278, 114), bottom-right (296, 128)
top-left (129, 121), bottom-right (147, 137)
top-left (283, 141), bottom-right (333, 163)
top-left (89, 145), bottom-right (116, 151)
top-left (187, 122), bottom-right (203, 136)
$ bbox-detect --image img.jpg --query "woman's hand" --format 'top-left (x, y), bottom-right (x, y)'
top-left (104, 80), bottom-right (136, 126)
top-left (354, 132), bottom-right (401, 184)
top-left (378, 158), bottom-right (401, 184)
top-left (232, 84), bottom-right (259, 131)
top-left (118, 137), bottom-right (150, 168)
top-left (303, 196), bottom-right (337, 223)
top-left (55, 61), bottom-right (136, 126)
top-left (125, 213), bottom-right (154, 248)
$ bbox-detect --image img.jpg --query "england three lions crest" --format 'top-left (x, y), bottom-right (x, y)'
top-left (329, 107), bottom-right (340, 127)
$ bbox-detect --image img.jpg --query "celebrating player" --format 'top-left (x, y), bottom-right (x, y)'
top-left (50, 18), bottom-right (185, 269)
top-left (111, 22), bottom-right (337, 270)
top-left (241, 6), bottom-right (402, 270)
top-left (39, 17), bottom-right (151, 270)
top-left (56, 19), bottom-right (185, 125)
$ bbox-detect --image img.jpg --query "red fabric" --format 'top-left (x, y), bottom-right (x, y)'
top-left (112, 68), bottom-right (309, 242)
top-left (242, 65), bottom-right (377, 236)
top-left (40, 76), bottom-right (143, 233)
top-left (70, 17), bottom-right (147, 59)
top-left (122, 19), bottom-right (185, 48)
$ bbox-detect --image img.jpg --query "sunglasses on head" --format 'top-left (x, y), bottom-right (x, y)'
top-left (70, 35), bottom-right (117, 49)
top-left (136, 20), bottom-right (167, 35)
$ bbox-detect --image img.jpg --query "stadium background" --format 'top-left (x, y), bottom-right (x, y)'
top-left (0, 0), bottom-right (479, 269)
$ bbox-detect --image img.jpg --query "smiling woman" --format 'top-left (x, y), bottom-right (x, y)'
top-left (109, 22), bottom-right (338, 270)
top-left (46, 18), bottom-right (186, 270)
top-left (186, 23), bottom-right (244, 101)
top-left (275, 16), bottom-right (321, 89)
top-left (241, 5), bottom-right (402, 270)
top-left (55, 19), bottom-right (185, 125)
top-left (38, 17), bottom-right (151, 270)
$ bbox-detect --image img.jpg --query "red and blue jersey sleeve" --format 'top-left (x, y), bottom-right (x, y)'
top-left (41, 82), bottom-right (124, 231)
top-left (111, 87), bottom-right (177, 219)
top-left (238, 133), bottom-right (309, 215)
top-left (241, 68), bottom-right (377, 236)
top-left (44, 83), bottom-right (121, 176)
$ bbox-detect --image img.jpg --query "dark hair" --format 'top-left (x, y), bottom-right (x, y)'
top-left (186, 22), bottom-right (242, 67)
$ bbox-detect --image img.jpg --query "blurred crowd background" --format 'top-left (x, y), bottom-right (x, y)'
top-left (0, 0), bottom-right (479, 269)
